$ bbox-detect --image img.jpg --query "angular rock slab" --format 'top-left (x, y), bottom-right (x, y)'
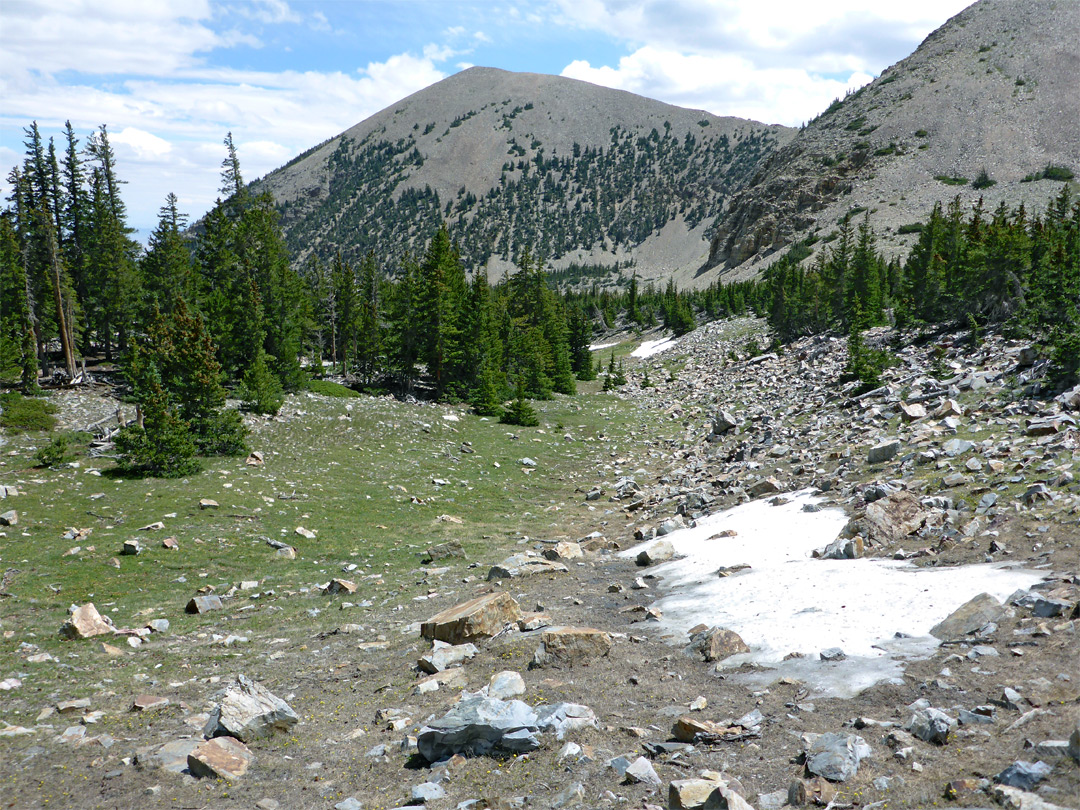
top-left (534, 702), bottom-right (598, 739)
top-left (418, 642), bottom-right (477, 674)
top-left (59, 603), bottom-right (115, 640)
top-left (542, 541), bottom-right (583, 562)
top-left (135, 738), bottom-right (200, 774)
top-left (204, 674), bottom-right (298, 742)
top-left (804, 732), bottom-right (871, 782)
top-left (487, 553), bottom-right (568, 580)
top-left (748, 477), bottom-right (782, 498)
top-left (421, 592), bottom-right (523, 644)
top-left (188, 736), bottom-right (253, 781)
top-left (867, 439), bottom-right (900, 464)
top-left (691, 627), bottom-right (750, 663)
top-left (186, 595), bottom-right (223, 614)
top-left (636, 540), bottom-right (675, 566)
top-left (670, 778), bottom-right (755, 810)
top-left (624, 756), bottom-right (660, 785)
top-left (532, 626), bottom-right (612, 667)
top-left (487, 670), bottom-right (526, 699)
top-left (864, 491), bottom-right (926, 544)
top-left (930, 592), bottom-right (1005, 640)
top-left (416, 694), bottom-right (540, 762)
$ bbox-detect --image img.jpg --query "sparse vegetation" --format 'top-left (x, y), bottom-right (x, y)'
top-left (0, 392), bottom-right (58, 432)
top-left (1022, 164), bottom-right (1075, 182)
top-left (972, 168), bottom-right (997, 189)
top-left (935, 174), bottom-right (969, 186)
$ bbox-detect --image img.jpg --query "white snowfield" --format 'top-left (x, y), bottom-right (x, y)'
top-left (589, 341), bottom-right (618, 351)
top-left (622, 490), bottom-right (1043, 697)
top-left (631, 337), bottom-right (677, 358)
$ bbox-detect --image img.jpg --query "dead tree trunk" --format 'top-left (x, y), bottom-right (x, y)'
top-left (41, 214), bottom-right (77, 379)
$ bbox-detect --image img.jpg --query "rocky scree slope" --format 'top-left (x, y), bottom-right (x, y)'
top-left (707, 0), bottom-right (1080, 280)
top-left (251, 67), bottom-right (793, 283)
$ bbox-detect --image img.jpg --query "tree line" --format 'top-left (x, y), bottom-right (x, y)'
top-left (2, 120), bottom-right (1075, 471)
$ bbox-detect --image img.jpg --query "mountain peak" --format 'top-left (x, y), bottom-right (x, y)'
top-left (253, 68), bottom-right (793, 283)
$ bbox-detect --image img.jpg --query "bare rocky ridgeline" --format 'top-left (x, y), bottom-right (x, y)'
top-left (709, 0), bottom-right (1080, 280)
top-left (2, 317), bottom-right (1077, 809)
top-left (252, 65), bottom-right (794, 283)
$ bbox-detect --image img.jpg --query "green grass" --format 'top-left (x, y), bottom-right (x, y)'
top-left (0, 381), bottom-right (676, 713)
top-left (305, 379), bottom-right (362, 397)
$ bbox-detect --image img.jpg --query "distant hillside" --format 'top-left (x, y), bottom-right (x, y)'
top-left (707, 0), bottom-right (1080, 280)
top-left (251, 67), bottom-right (793, 283)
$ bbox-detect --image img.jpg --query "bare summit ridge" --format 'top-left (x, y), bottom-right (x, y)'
top-left (252, 67), bottom-right (794, 284)
top-left (707, 0), bottom-right (1080, 280)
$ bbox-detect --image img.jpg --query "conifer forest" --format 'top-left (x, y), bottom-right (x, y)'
top-left (1, 121), bottom-right (1077, 475)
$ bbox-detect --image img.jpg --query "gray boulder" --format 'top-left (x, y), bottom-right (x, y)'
top-left (204, 675), bottom-right (299, 742)
top-left (712, 411), bottom-right (738, 434)
top-left (418, 642), bottom-right (477, 674)
top-left (868, 439), bottom-right (900, 464)
top-left (623, 756), bottom-right (661, 785)
top-left (805, 733), bottom-right (871, 782)
top-left (487, 553), bottom-right (568, 580)
top-left (534, 702), bottom-right (598, 739)
top-left (905, 707), bottom-right (956, 745)
top-left (636, 540), bottom-right (675, 566)
top-left (930, 593), bottom-right (1005, 640)
top-left (416, 694), bottom-right (540, 762)
top-left (994, 761), bottom-right (1052, 791)
top-left (814, 535), bottom-right (863, 560)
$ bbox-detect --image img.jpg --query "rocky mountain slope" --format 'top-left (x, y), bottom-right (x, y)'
top-left (2, 318), bottom-right (1077, 810)
top-left (707, 0), bottom-right (1080, 281)
top-left (251, 67), bottom-right (793, 284)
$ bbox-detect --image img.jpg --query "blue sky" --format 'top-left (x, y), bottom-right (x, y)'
top-left (0, 0), bottom-right (973, 237)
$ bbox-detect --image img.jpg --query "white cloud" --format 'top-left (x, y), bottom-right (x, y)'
top-left (111, 127), bottom-right (173, 159)
top-left (0, 51), bottom-right (446, 231)
top-left (0, 1), bottom-right (225, 78)
top-left (240, 0), bottom-right (303, 25)
top-left (563, 46), bottom-right (872, 125)
top-left (553, 0), bottom-right (972, 124)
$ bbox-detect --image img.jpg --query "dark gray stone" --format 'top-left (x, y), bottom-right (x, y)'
top-left (993, 761), bottom-right (1052, 791)
top-left (805, 733), bottom-right (871, 782)
top-left (416, 694), bottom-right (540, 762)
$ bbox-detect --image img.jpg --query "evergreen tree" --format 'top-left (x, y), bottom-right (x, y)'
top-left (84, 125), bottom-right (139, 359)
top-left (355, 250), bottom-right (382, 384)
top-left (141, 193), bottom-right (192, 321)
top-left (500, 380), bottom-right (539, 426)
top-left (238, 349), bottom-right (284, 415)
top-left (114, 341), bottom-right (200, 478)
top-left (0, 215), bottom-right (38, 387)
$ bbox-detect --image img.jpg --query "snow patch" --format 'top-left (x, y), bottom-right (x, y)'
top-left (589, 341), bottom-right (618, 351)
top-left (621, 490), bottom-right (1043, 697)
top-left (632, 337), bottom-right (677, 358)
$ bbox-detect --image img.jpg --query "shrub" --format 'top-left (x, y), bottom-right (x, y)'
top-left (34, 433), bottom-right (76, 467)
top-left (114, 419), bottom-right (201, 478)
top-left (898, 222), bottom-right (924, 234)
top-left (972, 169), bottom-right (996, 189)
top-left (306, 379), bottom-right (361, 398)
top-left (500, 382), bottom-right (539, 427)
top-left (0, 392), bottom-right (58, 432)
top-left (935, 175), bottom-right (968, 186)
